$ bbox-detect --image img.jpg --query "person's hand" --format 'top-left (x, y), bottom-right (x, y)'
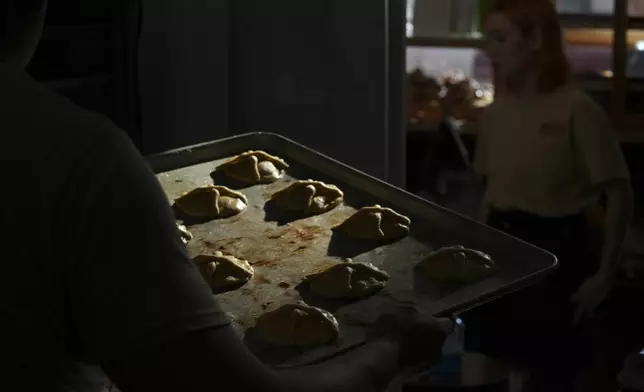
top-left (570, 271), bottom-right (614, 326)
top-left (618, 351), bottom-right (644, 391)
top-left (372, 306), bottom-right (453, 367)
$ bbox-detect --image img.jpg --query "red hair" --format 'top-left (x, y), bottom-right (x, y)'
top-left (487, 0), bottom-right (569, 92)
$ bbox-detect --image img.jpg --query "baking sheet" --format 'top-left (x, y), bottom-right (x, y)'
top-left (148, 132), bottom-right (557, 367)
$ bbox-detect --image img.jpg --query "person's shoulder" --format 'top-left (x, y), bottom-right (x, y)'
top-left (558, 85), bottom-right (603, 113)
top-left (478, 99), bottom-right (503, 132)
top-left (0, 65), bottom-right (116, 145)
top-left (0, 66), bottom-right (137, 190)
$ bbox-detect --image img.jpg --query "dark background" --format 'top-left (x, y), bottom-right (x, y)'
top-left (30, 0), bottom-right (406, 187)
top-left (28, 0), bottom-right (644, 203)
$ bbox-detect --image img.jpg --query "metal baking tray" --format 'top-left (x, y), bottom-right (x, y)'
top-left (148, 132), bottom-right (557, 367)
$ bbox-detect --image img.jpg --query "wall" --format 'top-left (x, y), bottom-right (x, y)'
top-left (411, 0), bottom-right (476, 36)
top-left (412, 0), bottom-right (452, 37)
top-left (229, 0), bottom-right (406, 185)
top-left (137, 0), bottom-right (406, 185)
top-left (410, 0), bottom-right (644, 35)
top-left (138, 0), bottom-right (229, 154)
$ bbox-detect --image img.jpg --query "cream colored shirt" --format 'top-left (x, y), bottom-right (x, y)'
top-left (474, 86), bottom-right (630, 218)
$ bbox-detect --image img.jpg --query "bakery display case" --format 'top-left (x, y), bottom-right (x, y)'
top-left (408, 68), bottom-right (493, 128)
top-left (405, 0), bottom-right (644, 207)
top-left (406, 0), bottom-right (644, 140)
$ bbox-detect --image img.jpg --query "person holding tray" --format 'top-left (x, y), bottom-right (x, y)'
top-left (619, 350), bottom-right (644, 391)
top-left (467, 0), bottom-right (634, 391)
top-left (0, 1), bottom-right (452, 391)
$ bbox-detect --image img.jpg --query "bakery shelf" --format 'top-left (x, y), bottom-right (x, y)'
top-left (407, 34), bottom-right (486, 49)
top-left (558, 14), bottom-right (644, 30)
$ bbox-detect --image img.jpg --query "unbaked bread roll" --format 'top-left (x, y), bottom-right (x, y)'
top-left (417, 246), bottom-right (496, 284)
top-left (272, 180), bottom-right (343, 215)
top-left (307, 261), bottom-right (389, 300)
top-left (175, 186), bottom-right (247, 219)
top-left (337, 205), bottom-right (410, 241)
top-left (254, 302), bottom-right (339, 347)
top-left (218, 150), bottom-right (289, 184)
top-left (194, 252), bottom-right (254, 294)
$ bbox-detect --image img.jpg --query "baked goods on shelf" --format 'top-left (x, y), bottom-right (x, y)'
top-left (254, 302), bottom-right (340, 347)
top-left (440, 71), bottom-right (493, 121)
top-left (272, 180), bottom-right (343, 215)
top-left (407, 67), bottom-right (494, 124)
top-left (407, 68), bottom-right (444, 124)
top-left (337, 205), bottom-right (411, 241)
top-left (217, 150), bottom-right (289, 184)
top-left (417, 246), bottom-right (496, 284)
top-left (174, 186), bottom-right (248, 219)
top-left (194, 252), bottom-right (254, 294)
top-left (307, 261), bottom-right (389, 300)
top-left (409, 68), bottom-right (442, 102)
top-left (441, 71), bottom-right (476, 105)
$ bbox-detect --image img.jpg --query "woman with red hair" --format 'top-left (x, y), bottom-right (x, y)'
top-left (466, 0), bottom-right (634, 390)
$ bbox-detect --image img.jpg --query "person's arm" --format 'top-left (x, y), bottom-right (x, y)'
top-left (599, 179), bottom-right (634, 277)
top-left (105, 305), bottom-right (449, 392)
top-left (106, 326), bottom-right (401, 392)
top-left (57, 127), bottom-right (448, 392)
top-left (569, 94), bottom-right (633, 323)
top-left (571, 178), bottom-right (634, 324)
top-left (618, 351), bottom-right (644, 391)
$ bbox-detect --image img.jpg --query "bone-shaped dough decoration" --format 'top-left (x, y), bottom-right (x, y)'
top-left (174, 186), bottom-right (248, 218)
top-left (272, 180), bottom-right (343, 215)
top-left (417, 245), bottom-right (496, 284)
top-left (337, 205), bottom-right (411, 241)
top-left (177, 223), bottom-right (193, 244)
top-left (254, 302), bottom-right (340, 347)
top-left (194, 251), bottom-right (254, 294)
top-left (307, 261), bottom-right (390, 300)
top-left (218, 150), bottom-right (289, 184)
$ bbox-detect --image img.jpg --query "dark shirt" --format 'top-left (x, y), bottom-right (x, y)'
top-left (0, 65), bottom-right (229, 391)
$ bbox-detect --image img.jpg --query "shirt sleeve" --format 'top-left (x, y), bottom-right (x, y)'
top-left (571, 93), bottom-right (630, 185)
top-left (55, 127), bottom-right (230, 363)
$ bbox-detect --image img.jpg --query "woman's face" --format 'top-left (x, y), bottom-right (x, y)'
top-left (484, 12), bottom-right (539, 83)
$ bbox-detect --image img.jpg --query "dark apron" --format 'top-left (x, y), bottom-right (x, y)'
top-left (463, 207), bottom-right (601, 369)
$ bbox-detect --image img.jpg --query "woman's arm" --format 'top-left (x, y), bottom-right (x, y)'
top-left (571, 180), bottom-right (634, 326)
top-left (599, 179), bottom-right (634, 277)
top-left (569, 92), bottom-right (633, 324)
